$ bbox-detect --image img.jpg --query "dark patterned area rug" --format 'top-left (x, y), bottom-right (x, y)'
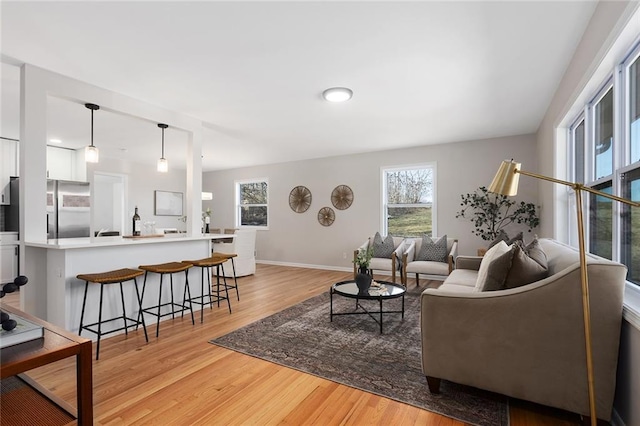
top-left (210, 285), bottom-right (508, 426)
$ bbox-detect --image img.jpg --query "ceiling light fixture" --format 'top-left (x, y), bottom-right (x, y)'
top-left (322, 87), bottom-right (353, 103)
top-left (84, 103), bottom-right (100, 163)
top-left (157, 123), bottom-right (169, 173)
top-left (49, 138), bottom-right (62, 144)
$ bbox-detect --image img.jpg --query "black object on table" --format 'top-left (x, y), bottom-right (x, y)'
top-left (330, 280), bottom-right (406, 333)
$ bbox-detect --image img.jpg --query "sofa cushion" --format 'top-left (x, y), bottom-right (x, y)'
top-left (487, 230), bottom-right (509, 250)
top-left (416, 234), bottom-right (448, 262)
top-left (475, 241), bottom-right (513, 291)
top-left (506, 231), bottom-right (524, 246)
top-left (504, 239), bottom-right (548, 289)
top-left (476, 244), bottom-right (515, 291)
top-left (372, 232), bottom-right (395, 258)
top-left (524, 237), bottom-right (547, 268)
top-left (406, 260), bottom-right (450, 277)
top-left (443, 269), bottom-right (478, 288)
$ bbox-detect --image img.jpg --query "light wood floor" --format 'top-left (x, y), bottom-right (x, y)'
top-left (2, 264), bottom-right (582, 425)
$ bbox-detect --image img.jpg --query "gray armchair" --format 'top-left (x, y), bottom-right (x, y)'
top-left (354, 236), bottom-right (406, 283)
top-left (402, 237), bottom-right (457, 285)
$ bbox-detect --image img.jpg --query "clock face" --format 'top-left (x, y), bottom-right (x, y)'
top-left (331, 185), bottom-right (353, 210)
top-left (317, 206), bottom-right (335, 227)
top-left (289, 186), bottom-right (312, 213)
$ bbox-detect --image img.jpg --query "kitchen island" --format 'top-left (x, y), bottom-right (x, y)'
top-left (23, 234), bottom-right (225, 336)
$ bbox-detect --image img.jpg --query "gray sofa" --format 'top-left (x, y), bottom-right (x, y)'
top-left (420, 238), bottom-right (627, 421)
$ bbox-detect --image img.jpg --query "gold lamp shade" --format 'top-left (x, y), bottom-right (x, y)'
top-left (488, 160), bottom-right (521, 196)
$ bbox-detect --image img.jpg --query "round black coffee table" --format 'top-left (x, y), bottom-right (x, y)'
top-left (330, 280), bottom-right (406, 333)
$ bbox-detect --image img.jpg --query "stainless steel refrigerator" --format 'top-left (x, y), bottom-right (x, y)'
top-left (47, 179), bottom-right (91, 239)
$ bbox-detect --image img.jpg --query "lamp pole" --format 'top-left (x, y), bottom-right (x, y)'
top-left (490, 160), bottom-right (640, 426)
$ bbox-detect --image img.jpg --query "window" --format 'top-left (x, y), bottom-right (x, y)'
top-left (593, 87), bottom-right (614, 180)
top-left (621, 168), bottom-right (640, 285)
top-left (589, 182), bottom-right (613, 260)
top-left (567, 42), bottom-right (640, 287)
top-left (629, 53), bottom-right (640, 164)
top-left (235, 179), bottom-right (268, 228)
top-left (382, 164), bottom-right (435, 237)
top-left (571, 118), bottom-right (585, 184)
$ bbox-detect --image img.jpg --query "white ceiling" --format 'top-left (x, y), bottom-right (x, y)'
top-left (1, 1), bottom-right (597, 172)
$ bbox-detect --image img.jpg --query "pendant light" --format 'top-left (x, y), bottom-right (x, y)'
top-left (85, 103), bottom-right (100, 163)
top-left (157, 123), bottom-right (169, 173)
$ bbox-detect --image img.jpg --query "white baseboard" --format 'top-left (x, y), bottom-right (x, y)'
top-left (255, 260), bottom-right (396, 277)
top-left (256, 260), bottom-right (352, 272)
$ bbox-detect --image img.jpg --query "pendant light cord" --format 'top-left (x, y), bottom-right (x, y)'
top-left (161, 126), bottom-right (165, 158)
top-left (90, 109), bottom-right (94, 148)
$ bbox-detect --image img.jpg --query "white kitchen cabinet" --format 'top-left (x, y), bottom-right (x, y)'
top-left (0, 139), bottom-right (18, 205)
top-left (47, 146), bottom-right (76, 180)
top-left (0, 245), bottom-right (18, 285)
top-left (0, 233), bottom-right (19, 285)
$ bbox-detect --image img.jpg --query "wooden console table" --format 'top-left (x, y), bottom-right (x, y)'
top-left (0, 305), bottom-right (93, 425)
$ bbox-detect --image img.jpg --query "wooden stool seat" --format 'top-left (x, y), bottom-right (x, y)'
top-left (211, 252), bottom-right (238, 260)
top-left (77, 268), bottom-right (144, 284)
top-left (182, 257), bottom-right (232, 321)
top-left (185, 257), bottom-right (227, 268)
top-left (139, 262), bottom-right (193, 274)
top-left (77, 268), bottom-right (148, 360)
top-left (211, 252), bottom-right (240, 301)
top-left (138, 261), bottom-right (195, 337)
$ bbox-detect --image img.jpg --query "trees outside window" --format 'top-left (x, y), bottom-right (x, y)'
top-left (236, 179), bottom-right (268, 228)
top-left (382, 165), bottom-right (435, 237)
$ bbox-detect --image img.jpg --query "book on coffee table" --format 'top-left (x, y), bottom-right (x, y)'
top-left (0, 313), bottom-right (44, 349)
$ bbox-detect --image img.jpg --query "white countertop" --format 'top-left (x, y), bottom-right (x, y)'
top-left (25, 233), bottom-right (231, 250)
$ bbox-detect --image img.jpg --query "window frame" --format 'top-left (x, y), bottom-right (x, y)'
top-left (566, 40), bottom-right (640, 288)
top-left (234, 177), bottom-right (269, 229)
top-left (380, 162), bottom-right (437, 237)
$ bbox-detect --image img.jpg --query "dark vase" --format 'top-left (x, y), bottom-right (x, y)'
top-left (355, 266), bottom-right (372, 293)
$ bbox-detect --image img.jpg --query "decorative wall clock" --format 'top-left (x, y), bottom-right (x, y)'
top-left (289, 186), bottom-right (312, 213)
top-left (317, 207), bottom-right (335, 226)
top-left (331, 185), bottom-right (354, 210)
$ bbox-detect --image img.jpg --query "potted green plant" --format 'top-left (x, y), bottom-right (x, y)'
top-left (353, 247), bottom-right (374, 293)
top-left (456, 186), bottom-right (539, 242)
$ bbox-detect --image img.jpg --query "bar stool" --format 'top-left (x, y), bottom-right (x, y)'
top-left (212, 252), bottom-right (240, 301)
top-left (77, 268), bottom-right (148, 360)
top-left (138, 262), bottom-right (195, 337)
top-left (182, 257), bottom-right (232, 323)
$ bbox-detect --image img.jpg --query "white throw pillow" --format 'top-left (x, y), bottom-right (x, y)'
top-left (474, 240), bottom-right (510, 291)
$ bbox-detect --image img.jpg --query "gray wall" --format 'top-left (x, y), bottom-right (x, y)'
top-left (203, 133), bottom-right (538, 270)
top-left (615, 320), bottom-right (640, 426)
top-left (535, 1), bottom-right (640, 424)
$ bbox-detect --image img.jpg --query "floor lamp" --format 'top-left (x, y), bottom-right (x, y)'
top-left (488, 159), bottom-right (639, 425)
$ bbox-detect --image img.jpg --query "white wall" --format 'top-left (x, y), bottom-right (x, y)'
top-left (204, 133), bottom-right (538, 269)
top-left (88, 158), bottom-right (187, 234)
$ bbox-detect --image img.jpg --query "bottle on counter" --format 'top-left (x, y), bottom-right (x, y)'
top-left (132, 206), bottom-right (141, 236)
top-left (204, 216), bottom-right (210, 234)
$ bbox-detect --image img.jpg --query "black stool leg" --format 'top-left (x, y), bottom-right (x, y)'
top-left (215, 265), bottom-right (222, 308)
top-left (222, 270), bottom-right (231, 314)
top-left (230, 257), bottom-right (239, 300)
top-left (170, 273), bottom-right (176, 319)
top-left (137, 272), bottom-right (149, 330)
top-left (96, 283), bottom-right (105, 360)
top-left (119, 282), bottom-right (128, 336)
top-left (79, 280), bottom-right (89, 336)
top-left (134, 277), bottom-right (148, 342)
top-left (206, 266), bottom-right (213, 310)
top-left (156, 273), bottom-right (164, 338)
top-left (199, 266), bottom-right (205, 323)
top-left (184, 269), bottom-right (194, 325)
